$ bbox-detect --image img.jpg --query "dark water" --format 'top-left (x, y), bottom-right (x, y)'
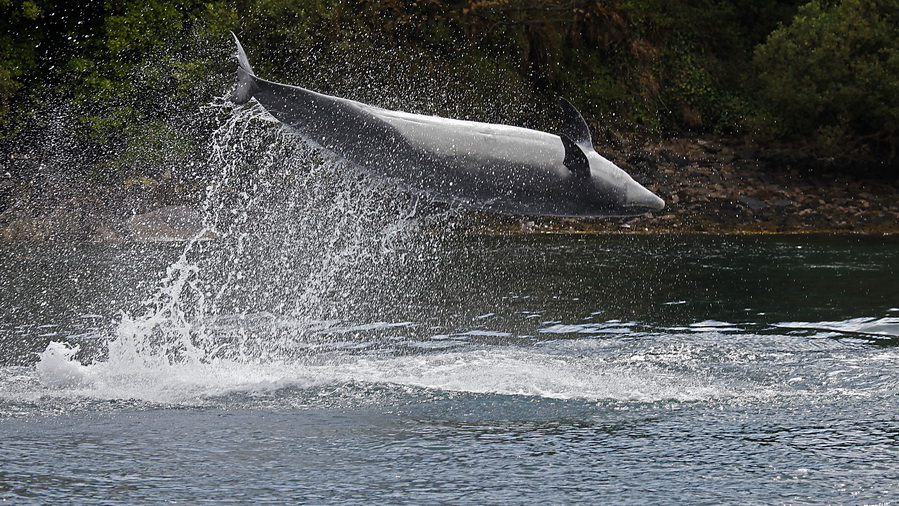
top-left (1, 234), bottom-right (897, 504)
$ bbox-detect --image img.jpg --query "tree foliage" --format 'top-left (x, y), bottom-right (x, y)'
top-left (754, 0), bottom-right (899, 161)
top-left (1, 0), bottom-right (896, 180)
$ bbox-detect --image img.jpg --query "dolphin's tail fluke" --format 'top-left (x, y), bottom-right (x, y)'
top-left (230, 32), bottom-right (257, 105)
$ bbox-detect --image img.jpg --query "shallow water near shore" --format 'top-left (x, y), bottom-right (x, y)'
top-left (2, 107), bottom-right (899, 503)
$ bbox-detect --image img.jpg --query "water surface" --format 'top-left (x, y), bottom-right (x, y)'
top-left (1, 233), bottom-right (897, 504)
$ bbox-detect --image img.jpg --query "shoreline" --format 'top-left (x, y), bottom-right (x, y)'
top-left (2, 136), bottom-right (897, 241)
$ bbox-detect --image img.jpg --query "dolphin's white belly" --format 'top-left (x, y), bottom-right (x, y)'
top-left (362, 106), bottom-right (568, 179)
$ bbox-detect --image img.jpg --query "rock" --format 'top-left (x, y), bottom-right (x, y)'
top-left (0, 201), bottom-right (97, 241)
top-left (737, 197), bottom-right (767, 210)
top-left (696, 139), bottom-right (723, 154)
top-left (659, 149), bottom-right (690, 167)
top-left (127, 205), bottom-right (205, 242)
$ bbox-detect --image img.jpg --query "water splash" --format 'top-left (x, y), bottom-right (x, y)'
top-left (37, 100), bottom-right (441, 391)
top-left (36, 341), bottom-right (89, 388)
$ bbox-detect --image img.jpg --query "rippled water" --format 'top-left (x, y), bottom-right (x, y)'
top-left (1, 234), bottom-right (897, 504)
top-left (1, 107), bottom-right (898, 503)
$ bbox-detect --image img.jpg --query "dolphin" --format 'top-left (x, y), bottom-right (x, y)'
top-left (229, 34), bottom-right (664, 217)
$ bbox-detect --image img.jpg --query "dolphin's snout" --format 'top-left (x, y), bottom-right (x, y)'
top-left (624, 180), bottom-right (665, 212)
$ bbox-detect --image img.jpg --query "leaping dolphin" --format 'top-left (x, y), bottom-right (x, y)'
top-left (229, 34), bottom-right (664, 217)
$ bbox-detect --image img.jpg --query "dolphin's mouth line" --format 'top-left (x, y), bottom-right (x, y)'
top-left (623, 202), bottom-right (664, 208)
top-left (622, 202), bottom-right (665, 213)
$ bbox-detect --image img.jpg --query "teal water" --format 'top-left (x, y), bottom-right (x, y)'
top-left (0, 234), bottom-right (897, 504)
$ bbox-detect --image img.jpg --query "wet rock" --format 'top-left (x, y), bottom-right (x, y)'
top-left (0, 200), bottom-right (101, 241)
top-left (659, 149), bottom-right (690, 167)
top-left (718, 148), bottom-right (737, 164)
top-left (5, 133), bottom-right (899, 239)
top-left (92, 225), bottom-right (123, 242)
top-left (737, 197), bottom-right (767, 210)
top-left (696, 139), bottom-right (723, 154)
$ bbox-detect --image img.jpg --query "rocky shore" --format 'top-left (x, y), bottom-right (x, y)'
top-left (1, 137), bottom-right (897, 241)
top-left (478, 136), bottom-right (899, 235)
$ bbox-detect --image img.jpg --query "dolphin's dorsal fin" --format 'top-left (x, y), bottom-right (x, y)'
top-left (560, 134), bottom-right (591, 179)
top-left (560, 98), bottom-right (593, 150)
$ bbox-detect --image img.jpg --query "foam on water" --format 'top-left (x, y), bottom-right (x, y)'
top-left (35, 342), bottom-right (90, 388)
top-left (776, 317), bottom-right (899, 339)
top-left (26, 326), bottom-right (899, 408)
top-left (23, 337), bottom-right (753, 404)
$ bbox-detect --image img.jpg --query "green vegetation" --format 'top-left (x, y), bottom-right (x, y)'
top-left (754, 0), bottom-right (899, 162)
top-left (1, 0), bottom-right (897, 184)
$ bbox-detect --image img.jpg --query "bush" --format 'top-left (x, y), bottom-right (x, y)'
top-left (754, 0), bottom-right (899, 163)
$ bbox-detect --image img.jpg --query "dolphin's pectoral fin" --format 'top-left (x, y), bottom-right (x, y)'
top-left (559, 98), bottom-right (593, 149)
top-left (560, 134), bottom-right (590, 179)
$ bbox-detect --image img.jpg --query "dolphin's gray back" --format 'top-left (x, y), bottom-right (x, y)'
top-left (249, 77), bottom-right (575, 207)
top-left (251, 79), bottom-right (418, 170)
